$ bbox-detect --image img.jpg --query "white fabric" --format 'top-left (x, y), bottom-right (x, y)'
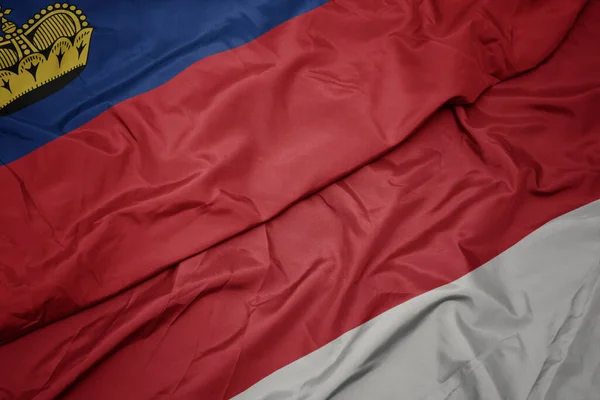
top-left (234, 200), bottom-right (600, 400)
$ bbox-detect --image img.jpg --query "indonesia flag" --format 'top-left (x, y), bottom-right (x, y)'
top-left (0, 0), bottom-right (599, 399)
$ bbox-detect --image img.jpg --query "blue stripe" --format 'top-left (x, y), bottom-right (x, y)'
top-left (0, 0), bottom-right (328, 164)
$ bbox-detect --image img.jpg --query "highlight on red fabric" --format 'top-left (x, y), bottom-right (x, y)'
top-left (0, 0), bottom-right (588, 345)
top-left (1, 1), bottom-right (599, 398)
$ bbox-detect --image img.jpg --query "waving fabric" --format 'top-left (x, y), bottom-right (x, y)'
top-left (0, 0), bottom-right (599, 399)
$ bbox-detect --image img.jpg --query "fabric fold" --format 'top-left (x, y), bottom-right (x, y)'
top-left (1, 1), bottom-right (599, 397)
top-left (0, 0), bottom-right (588, 345)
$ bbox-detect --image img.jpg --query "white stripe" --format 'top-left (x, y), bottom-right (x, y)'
top-left (233, 200), bottom-right (600, 400)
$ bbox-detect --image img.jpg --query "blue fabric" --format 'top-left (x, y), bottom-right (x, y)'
top-left (0, 0), bottom-right (328, 164)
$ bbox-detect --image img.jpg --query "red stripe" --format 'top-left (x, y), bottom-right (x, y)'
top-left (0, 0), bottom-right (586, 345)
top-left (1, 1), bottom-right (599, 398)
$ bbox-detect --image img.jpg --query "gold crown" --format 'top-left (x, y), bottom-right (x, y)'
top-left (0, 3), bottom-right (93, 115)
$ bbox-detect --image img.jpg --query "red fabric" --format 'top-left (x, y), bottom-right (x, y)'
top-left (0, 0), bottom-right (586, 344)
top-left (1, 1), bottom-right (600, 399)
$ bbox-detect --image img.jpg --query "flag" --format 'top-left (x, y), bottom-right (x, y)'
top-left (0, 0), bottom-right (599, 399)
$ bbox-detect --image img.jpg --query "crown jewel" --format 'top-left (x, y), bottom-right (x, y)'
top-left (0, 3), bottom-right (93, 115)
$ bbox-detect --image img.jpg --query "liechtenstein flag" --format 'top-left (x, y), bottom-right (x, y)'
top-left (1, 0), bottom-right (600, 399)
